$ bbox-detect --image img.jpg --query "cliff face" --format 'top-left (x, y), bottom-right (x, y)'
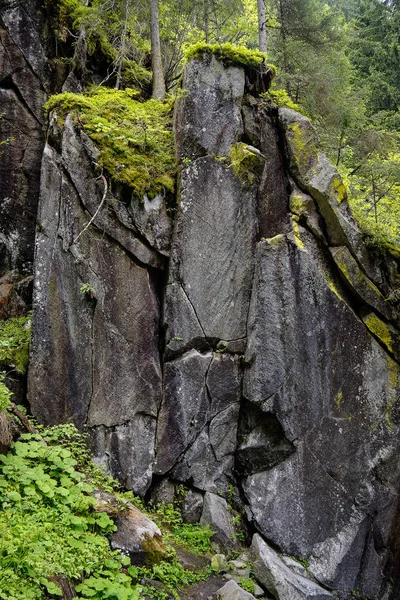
top-left (2, 11), bottom-right (400, 597)
top-left (0, 0), bottom-right (51, 275)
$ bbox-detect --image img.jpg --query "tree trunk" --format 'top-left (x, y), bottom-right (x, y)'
top-left (258, 0), bottom-right (267, 53)
top-left (204, 0), bottom-right (209, 43)
top-left (150, 0), bottom-right (166, 100)
top-left (115, 0), bottom-right (129, 90)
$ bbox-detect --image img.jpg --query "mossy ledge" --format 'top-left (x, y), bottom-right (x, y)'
top-left (185, 42), bottom-right (276, 75)
top-left (45, 87), bottom-right (176, 200)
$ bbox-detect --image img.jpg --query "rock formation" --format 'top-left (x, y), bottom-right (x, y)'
top-left (1, 11), bottom-right (399, 596)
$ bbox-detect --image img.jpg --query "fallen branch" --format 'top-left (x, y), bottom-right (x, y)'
top-left (10, 403), bottom-right (37, 434)
top-left (73, 173), bottom-right (108, 245)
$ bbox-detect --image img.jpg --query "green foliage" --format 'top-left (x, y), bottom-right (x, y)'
top-left (136, 559), bottom-right (208, 599)
top-left (261, 86), bottom-right (302, 111)
top-left (185, 43), bottom-right (276, 73)
top-left (350, 0), bottom-right (400, 114)
top-left (338, 129), bottom-right (400, 251)
top-left (45, 87), bottom-right (176, 199)
top-left (80, 283), bottom-right (96, 301)
top-left (47, 0), bottom-right (152, 89)
top-left (0, 374), bottom-right (12, 412)
top-left (0, 425), bottom-right (217, 599)
top-left (0, 434), bottom-right (137, 600)
top-left (0, 314), bottom-right (31, 374)
top-left (150, 502), bottom-right (213, 554)
top-left (238, 577), bottom-right (255, 594)
top-left (225, 143), bottom-right (264, 184)
top-left (38, 423), bottom-right (119, 493)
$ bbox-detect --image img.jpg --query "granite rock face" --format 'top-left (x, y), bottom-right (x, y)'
top-left (0, 0), bottom-right (50, 276)
top-left (28, 53), bottom-right (400, 599)
top-left (28, 117), bottom-right (167, 495)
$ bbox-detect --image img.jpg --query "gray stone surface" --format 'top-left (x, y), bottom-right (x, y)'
top-left (28, 118), bottom-right (163, 495)
top-left (0, 0), bottom-right (61, 279)
top-left (166, 156), bottom-right (257, 348)
top-left (243, 227), bottom-right (400, 592)
top-left (216, 580), bottom-right (257, 600)
top-left (278, 107), bottom-right (383, 285)
top-left (200, 492), bottom-right (236, 552)
top-left (331, 246), bottom-right (398, 325)
top-left (155, 351), bottom-right (240, 494)
top-left (182, 489), bottom-right (204, 524)
top-left (251, 535), bottom-right (332, 600)
top-left (24, 50), bottom-right (400, 599)
top-left (174, 54), bottom-right (245, 160)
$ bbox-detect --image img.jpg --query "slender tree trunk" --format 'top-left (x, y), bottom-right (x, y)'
top-left (204, 0), bottom-right (209, 43)
top-left (258, 0), bottom-right (267, 52)
top-left (279, 0), bottom-right (291, 96)
top-left (150, 0), bottom-right (166, 100)
top-left (372, 177), bottom-right (378, 223)
top-left (115, 0), bottom-right (129, 90)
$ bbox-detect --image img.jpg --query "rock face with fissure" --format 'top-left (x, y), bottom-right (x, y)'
top-left (0, 0), bottom-right (50, 276)
top-left (29, 116), bottom-right (166, 495)
top-left (28, 53), bottom-right (400, 599)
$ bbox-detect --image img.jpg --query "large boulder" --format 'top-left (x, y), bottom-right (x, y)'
top-left (251, 534), bottom-right (332, 600)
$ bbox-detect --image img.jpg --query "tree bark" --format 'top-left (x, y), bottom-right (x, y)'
top-left (115, 0), bottom-right (129, 90)
top-left (258, 0), bottom-right (267, 52)
top-left (150, 0), bottom-right (166, 100)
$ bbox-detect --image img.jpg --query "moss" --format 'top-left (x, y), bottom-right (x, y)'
top-left (290, 193), bottom-right (311, 216)
top-left (226, 143), bottom-right (264, 184)
top-left (291, 217), bottom-right (305, 250)
top-left (385, 358), bottom-right (399, 429)
top-left (45, 87), bottom-right (176, 199)
top-left (286, 121), bottom-right (318, 178)
top-left (141, 533), bottom-right (167, 566)
top-left (329, 175), bottom-right (347, 204)
top-left (185, 42), bottom-right (276, 74)
top-left (363, 313), bottom-right (393, 353)
top-left (335, 391), bottom-right (343, 407)
top-left (262, 234), bottom-right (285, 247)
top-left (261, 88), bottom-right (302, 112)
top-left (334, 255), bottom-right (351, 283)
top-left (323, 268), bottom-right (345, 302)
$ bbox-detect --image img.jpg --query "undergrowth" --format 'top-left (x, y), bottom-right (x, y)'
top-left (0, 423), bottom-right (213, 600)
top-left (45, 87), bottom-right (176, 200)
top-left (0, 314), bottom-right (31, 375)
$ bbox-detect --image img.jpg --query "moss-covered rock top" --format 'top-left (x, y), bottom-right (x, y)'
top-left (185, 42), bottom-right (276, 74)
top-left (45, 87), bottom-right (175, 199)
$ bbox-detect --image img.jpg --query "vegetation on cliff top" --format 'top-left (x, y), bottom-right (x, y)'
top-left (185, 42), bottom-right (276, 73)
top-left (45, 87), bottom-right (175, 200)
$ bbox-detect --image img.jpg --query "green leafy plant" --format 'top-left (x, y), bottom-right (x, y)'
top-left (0, 433), bottom-right (134, 600)
top-left (0, 314), bottom-right (31, 374)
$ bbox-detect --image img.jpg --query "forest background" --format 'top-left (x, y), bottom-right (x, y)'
top-left (52, 0), bottom-right (399, 249)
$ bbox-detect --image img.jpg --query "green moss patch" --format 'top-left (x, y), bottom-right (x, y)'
top-left (45, 87), bottom-right (176, 199)
top-left (226, 143), bottom-right (265, 184)
top-left (185, 42), bottom-right (276, 74)
top-left (363, 313), bottom-right (394, 354)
